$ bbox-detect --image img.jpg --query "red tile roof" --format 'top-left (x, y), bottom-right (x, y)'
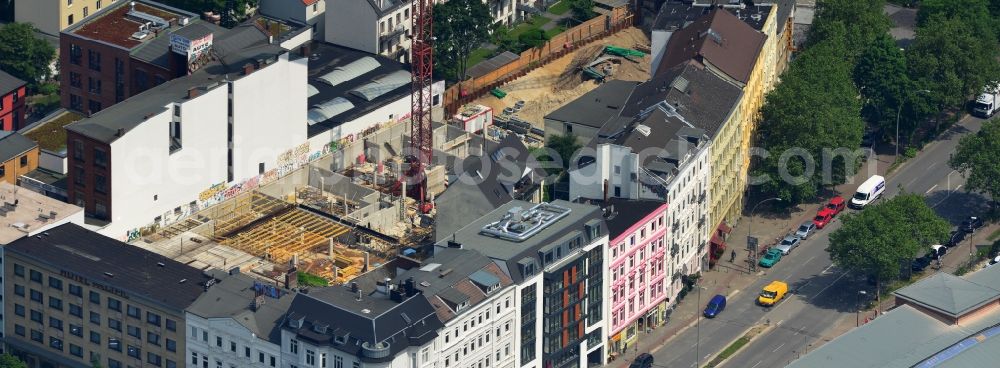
top-left (656, 8), bottom-right (766, 84)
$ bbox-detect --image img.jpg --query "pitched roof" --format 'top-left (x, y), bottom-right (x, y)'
top-left (599, 198), bottom-right (667, 241)
top-left (394, 248), bottom-right (513, 323)
top-left (186, 270), bottom-right (296, 344)
top-left (0, 132), bottom-right (38, 163)
top-left (894, 272), bottom-right (1000, 318)
top-left (0, 69), bottom-right (26, 93)
top-left (4, 223), bottom-right (211, 311)
top-left (656, 8), bottom-right (766, 84)
top-left (544, 80), bottom-right (639, 128)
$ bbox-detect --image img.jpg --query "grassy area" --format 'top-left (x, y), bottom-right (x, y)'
top-left (547, 0), bottom-right (571, 15)
top-left (704, 336), bottom-right (751, 368)
top-left (297, 271), bottom-right (329, 287)
top-left (467, 48), bottom-right (494, 69)
top-left (544, 25), bottom-right (567, 39)
top-left (509, 15), bottom-right (552, 38)
top-left (23, 111), bottom-right (84, 152)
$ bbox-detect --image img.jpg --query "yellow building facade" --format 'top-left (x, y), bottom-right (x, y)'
top-left (15, 0), bottom-right (109, 38)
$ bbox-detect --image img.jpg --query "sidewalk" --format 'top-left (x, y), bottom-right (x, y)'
top-left (607, 144), bottom-right (898, 368)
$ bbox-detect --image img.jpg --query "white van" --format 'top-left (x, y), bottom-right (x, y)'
top-left (850, 175), bottom-right (885, 209)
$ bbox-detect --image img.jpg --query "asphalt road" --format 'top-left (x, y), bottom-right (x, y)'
top-left (648, 114), bottom-right (989, 368)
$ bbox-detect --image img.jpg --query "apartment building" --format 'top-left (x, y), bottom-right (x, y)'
top-left (0, 132), bottom-right (39, 185)
top-left (185, 270), bottom-right (295, 368)
top-left (437, 200), bottom-right (609, 368)
top-left (2, 223), bottom-right (211, 368)
top-left (59, 0), bottom-right (309, 114)
top-left (64, 44), bottom-right (307, 238)
top-left (260, 0), bottom-right (326, 38)
top-left (279, 281), bottom-right (444, 368)
top-left (14, 0), bottom-right (110, 38)
top-left (389, 247), bottom-right (519, 368)
top-left (0, 70), bottom-right (27, 131)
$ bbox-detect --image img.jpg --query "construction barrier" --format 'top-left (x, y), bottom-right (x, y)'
top-left (443, 7), bottom-right (634, 115)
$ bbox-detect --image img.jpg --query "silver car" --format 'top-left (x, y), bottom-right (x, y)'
top-left (795, 221), bottom-right (816, 239)
top-left (775, 235), bottom-right (801, 255)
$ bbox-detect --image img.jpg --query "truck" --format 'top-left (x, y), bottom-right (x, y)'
top-left (972, 83), bottom-right (1000, 118)
top-left (757, 280), bottom-right (788, 307)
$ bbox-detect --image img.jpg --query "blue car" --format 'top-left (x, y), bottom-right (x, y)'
top-left (703, 294), bottom-right (727, 318)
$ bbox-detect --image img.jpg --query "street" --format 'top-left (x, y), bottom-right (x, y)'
top-left (646, 114), bottom-right (989, 368)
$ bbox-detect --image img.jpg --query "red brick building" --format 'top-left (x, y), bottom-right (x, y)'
top-left (59, 0), bottom-right (218, 114)
top-left (0, 70), bottom-right (27, 131)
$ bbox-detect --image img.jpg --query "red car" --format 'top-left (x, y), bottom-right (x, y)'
top-left (826, 196), bottom-right (846, 216)
top-left (813, 209), bottom-right (834, 229)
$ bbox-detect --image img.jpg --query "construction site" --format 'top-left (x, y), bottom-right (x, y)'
top-left (474, 27), bottom-right (651, 132)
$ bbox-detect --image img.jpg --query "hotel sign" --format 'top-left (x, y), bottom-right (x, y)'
top-left (60, 269), bottom-right (131, 299)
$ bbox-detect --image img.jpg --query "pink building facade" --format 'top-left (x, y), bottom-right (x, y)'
top-left (605, 200), bottom-right (671, 356)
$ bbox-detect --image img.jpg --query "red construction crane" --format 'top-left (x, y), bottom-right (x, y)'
top-left (409, 0), bottom-right (434, 213)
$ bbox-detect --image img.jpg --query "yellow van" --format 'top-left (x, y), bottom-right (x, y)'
top-left (758, 281), bottom-right (788, 306)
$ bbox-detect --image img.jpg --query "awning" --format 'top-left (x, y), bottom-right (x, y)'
top-left (717, 221), bottom-right (732, 234)
top-left (711, 234), bottom-right (725, 246)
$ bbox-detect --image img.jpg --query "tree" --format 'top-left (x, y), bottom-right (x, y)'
top-left (753, 26), bottom-right (864, 205)
top-left (950, 118), bottom-right (1000, 210)
top-left (518, 28), bottom-right (549, 49)
top-left (569, 0), bottom-right (597, 24)
top-left (0, 354), bottom-right (28, 368)
top-left (807, 0), bottom-right (891, 61)
top-left (827, 193), bottom-right (950, 304)
top-left (855, 32), bottom-right (910, 139)
top-left (907, 13), bottom-right (1000, 128)
top-left (432, 0), bottom-right (493, 82)
top-left (0, 23), bottom-right (56, 90)
top-left (542, 133), bottom-right (581, 175)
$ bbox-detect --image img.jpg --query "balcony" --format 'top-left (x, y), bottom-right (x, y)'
top-left (387, 47), bottom-right (407, 62)
top-left (671, 243), bottom-right (679, 257)
top-left (698, 190), bottom-right (706, 203)
top-left (380, 24), bottom-right (406, 43)
top-left (698, 215), bottom-right (705, 228)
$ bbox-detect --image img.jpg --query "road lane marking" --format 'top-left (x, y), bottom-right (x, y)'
top-left (925, 162), bottom-right (937, 171)
top-left (820, 264), bottom-right (835, 275)
top-left (926, 184), bottom-right (938, 194)
top-left (907, 177), bottom-right (919, 187)
top-left (956, 185), bottom-right (962, 190)
top-left (803, 255), bottom-right (816, 264)
top-left (729, 289), bottom-right (741, 297)
top-left (810, 272), bottom-right (848, 300)
top-left (772, 343), bottom-right (786, 352)
top-left (751, 361), bottom-right (763, 368)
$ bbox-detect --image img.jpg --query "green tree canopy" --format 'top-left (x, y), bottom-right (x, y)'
top-left (0, 23), bottom-right (56, 89)
top-left (807, 0), bottom-right (891, 61)
top-left (518, 28), bottom-right (550, 49)
top-left (950, 118), bottom-right (1000, 209)
top-left (827, 193), bottom-right (950, 298)
top-left (0, 354), bottom-right (28, 368)
top-left (432, 0), bottom-right (494, 82)
top-left (855, 32), bottom-right (910, 138)
top-left (542, 133), bottom-right (581, 175)
top-left (754, 25), bottom-right (864, 205)
top-left (569, 0), bottom-right (597, 24)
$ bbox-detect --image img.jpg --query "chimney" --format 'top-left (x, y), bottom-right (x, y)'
top-left (285, 267), bottom-right (298, 290)
top-left (328, 238), bottom-right (334, 257)
top-left (242, 63), bottom-right (255, 75)
top-left (300, 43), bottom-right (311, 57)
top-left (115, 128), bottom-right (125, 137)
top-left (187, 87), bottom-right (200, 99)
top-left (251, 293), bottom-right (265, 311)
top-left (351, 282), bottom-right (359, 293)
top-left (364, 251), bottom-right (369, 272)
top-left (603, 179), bottom-right (609, 202)
top-left (405, 277), bottom-right (416, 297)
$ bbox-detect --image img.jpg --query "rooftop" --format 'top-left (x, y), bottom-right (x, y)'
top-left (656, 8), bottom-right (766, 84)
top-left (465, 51), bottom-right (520, 79)
top-left (435, 200), bottom-right (604, 282)
top-left (306, 42), bottom-right (413, 138)
top-left (396, 248), bottom-right (514, 323)
top-left (894, 272), bottom-right (1000, 319)
top-left (4, 223), bottom-right (212, 311)
top-left (0, 69), bottom-right (26, 93)
top-left (590, 198), bottom-right (667, 241)
top-left (186, 270), bottom-right (296, 344)
top-left (788, 266), bottom-right (1000, 368)
top-left (66, 0), bottom-right (196, 50)
top-left (652, 0), bottom-right (779, 32)
top-left (0, 131), bottom-right (37, 163)
top-left (0, 182), bottom-right (82, 244)
top-left (544, 80), bottom-right (639, 128)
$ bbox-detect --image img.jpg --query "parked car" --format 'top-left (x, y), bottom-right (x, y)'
top-left (990, 256), bottom-right (1000, 267)
top-left (703, 294), bottom-right (727, 318)
top-left (776, 235), bottom-right (801, 255)
top-left (961, 216), bottom-right (985, 233)
top-left (759, 248), bottom-right (783, 268)
top-left (931, 244), bottom-right (948, 260)
top-left (826, 196), bottom-right (846, 216)
top-left (945, 230), bottom-right (967, 248)
top-left (813, 209), bottom-right (835, 229)
top-left (795, 222), bottom-right (816, 240)
top-left (629, 353), bottom-right (654, 368)
top-left (911, 254), bottom-right (932, 272)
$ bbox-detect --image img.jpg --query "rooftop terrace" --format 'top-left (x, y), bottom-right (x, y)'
top-left (68, 0), bottom-right (195, 50)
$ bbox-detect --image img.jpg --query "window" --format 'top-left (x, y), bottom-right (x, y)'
top-left (30, 269), bottom-right (42, 282)
top-left (88, 77), bottom-right (102, 94)
top-left (91, 331), bottom-right (101, 344)
top-left (89, 291), bottom-right (100, 304)
top-left (88, 99), bottom-right (102, 114)
top-left (70, 72), bottom-right (82, 88)
top-left (258, 353), bottom-right (264, 363)
top-left (167, 361), bottom-right (177, 368)
top-left (15, 324), bottom-right (25, 336)
top-left (70, 44), bottom-right (82, 65)
top-left (88, 50), bottom-right (101, 71)
top-left (245, 347), bottom-right (250, 358)
top-left (50, 316), bottom-right (63, 330)
top-left (166, 338), bottom-right (176, 352)
top-left (334, 356), bottom-right (343, 368)
top-left (83, 6), bottom-right (88, 16)
top-left (306, 350), bottom-right (315, 365)
top-left (270, 356), bottom-right (276, 367)
top-left (290, 339), bottom-right (298, 354)
top-left (169, 120), bottom-right (182, 152)
top-left (97, 0), bottom-right (102, 8)
top-left (166, 318), bottom-right (176, 331)
top-left (230, 341), bottom-right (236, 352)
top-left (108, 359), bottom-right (121, 368)
top-left (70, 304), bottom-right (82, 317)
top-left (49, 296), bottom-right (63, 310)
top-left (108, 297), bottom-right (120, 311)
top-left (70, 344), bottom-right (83, 357)
top-left (148, 352), bottom-right (162, 366)
top-left (128, 325), bottom-right (141, 338)
top-left (30, 289), bottom-right (42, 302)
top-left (70, 94), bottom-right (83, 111)
top-left (127, 305), bottom-right (140, 318)
top-left (30, 309), bottom-right (42, 322)
top-left (127, 345), bottom-right (140, 358)
top-left (74, 166), bottom-right (85, 186)
top-left (352, 362), bottom-right (360, 368)
top-left (147, 311), bottom-right (161, 326)
top-left (109, 337), bottom-right (121, 351)
top-left (68, 14), bottom-right (74, 25)
top-left (30, 329), bottom-right (43, 342)
top-left (192, 352), bottom-right (199, 365)
top-left (50, 336), bottom-right (64, 350)
top-left (216, 336), bottom-right (222, 347)
top-left (14, 284), bottom-right (24, 296)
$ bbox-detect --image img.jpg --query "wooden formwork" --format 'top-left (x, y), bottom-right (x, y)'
top-left (217, 208), bottom-right (352, 265)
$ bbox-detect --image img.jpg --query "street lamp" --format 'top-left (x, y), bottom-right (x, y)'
top-left (695, 284), bottom-right (708, 368)
top-left (895, 89), bottom-right (931, 160)
top-left (856, 290), bottom-right (867, 327)
top-left (748, 197), bottom-right (782, 272)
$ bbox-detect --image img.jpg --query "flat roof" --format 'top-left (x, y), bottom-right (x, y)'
top-left (5, 223), bottom-right (212, 311)
top-left (465, 51), bottom-right (520, 79)
top-left (306, 42), bottom-right (413, 138)
top-left (544, 80), bottom-right (639, 128)
top-left (66, 0), bottom-right (196, 50)
top-left (592, 198), bottom-right (666, 241)
top-left (0, 182), bottom-right (82, 244)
